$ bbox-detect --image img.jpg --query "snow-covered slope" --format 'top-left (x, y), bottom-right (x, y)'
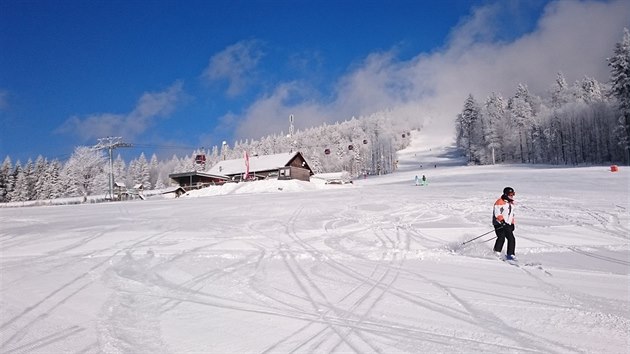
top-left (1, 129), bottom-right (628, 353)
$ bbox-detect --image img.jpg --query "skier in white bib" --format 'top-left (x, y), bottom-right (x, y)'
top-left (493, 187), bottom-right (517, 260)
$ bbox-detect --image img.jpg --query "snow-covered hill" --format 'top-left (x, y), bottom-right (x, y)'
top-left (1, 129), bottom-right (628, 353)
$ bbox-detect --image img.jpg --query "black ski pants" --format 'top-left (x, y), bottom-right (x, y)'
top-left (493, 224), bottom-right (515, 256)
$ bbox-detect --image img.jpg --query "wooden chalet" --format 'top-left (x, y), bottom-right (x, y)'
top-left (208, 151), bottom-right (314, 182)
top-left (168, 171), bottom-right (229, 190)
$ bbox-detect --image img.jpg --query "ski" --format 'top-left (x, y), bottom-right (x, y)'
top-left (502, 257), bottom-right (519, 267)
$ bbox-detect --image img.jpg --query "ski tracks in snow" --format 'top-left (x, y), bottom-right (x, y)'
top-left (261, 205), bottom-right (398, 353)
top-left (254, 201), bottom-right (566, 353)
top-left (98, 251), bottom-right (170, 354)
top-left (2, 170), bottom-right (627, 353)
top-left (0, 226), bottom-right (177, 353)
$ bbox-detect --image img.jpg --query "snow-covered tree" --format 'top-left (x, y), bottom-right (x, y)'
top-left (33, 156), bottom-right (48, 200)
top-left (575, 76), bottom-right (603, 103)
top-left (113, 154), bottom-right (126, 185)
top-left (508, 84), bottom-right (535, 162)
top-left (129, 153), bottom-right (151, 190)
top-left (0, 156), bottom-right (13, 202)
top-left (548, 73), bottom-right (573, 163)
top-left (62, 146), bottom-right (107, 198)
top-left (456, 94), bottom-right (483, 164)
top-left (149, 153), bottom-right (159, 188)
top-left (551, 72), bottom-right (571, 109)
top-left (9, 162), bottom-right (30, 202)
top-left (42, 159), bottom-right (63, 200)
top-left (608, 27), bottom-right (630, 162)
top-left (154, 171), bottom-right (167, 190)
top-left (482, 92), bottom-right (507, 164)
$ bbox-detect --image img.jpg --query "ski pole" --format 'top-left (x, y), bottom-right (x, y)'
top-left (461, 226), bottom-right (502, 245)
top-left (482, 235), bottom-right (497, 243)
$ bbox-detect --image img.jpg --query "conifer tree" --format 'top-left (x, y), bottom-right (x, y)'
top-left (608, 28), bottom-right (630, 163)
top-left (33, 156), bottom-right (48, 200)
top-left (0, 156), bottom-right (12, 202)
top-left (149, 154), bottom-right (159, 189)
top-left (8, 162), bottom-right (28, 201)
top-left (456, 94), bottom-right (482, 163)
top-left (44, 160), bottom-right (63, 200)
top-left (130, 153), bottom-right (151, 189)
top-left (155, 171), bottom-right (167, 190)
top-left (576, 76), bottom-right (603, 103)
top-left (508, 84), bottom-right (534, 163)
top-left (63, 146), bottom-right (106, 198)
top-left (482, 93), bottom-right (506, 164)
top-left (549, 73), bottom-right (573, 164)
top-left (12, 170), bottom-right (30, 201)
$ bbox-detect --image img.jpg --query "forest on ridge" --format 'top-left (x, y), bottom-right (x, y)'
top-left (456, 28), bottom-right (630, 167)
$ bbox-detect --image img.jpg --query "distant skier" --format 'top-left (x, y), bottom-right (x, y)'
top-left (415, 175), bottom-right (420, 186)
top-left (492, 187), bottom-right (517, 260)
top-left (421, 175), bottom-right (427, 186)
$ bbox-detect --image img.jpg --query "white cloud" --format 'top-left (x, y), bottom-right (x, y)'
top-left (234, 82), bottom-right (332, 138)
top-left (56, 82), bottom-right (183, 142)
top-left (202, 40), bottom-right (265, 97)
top-left (228, 0), bottom-right (630, 140)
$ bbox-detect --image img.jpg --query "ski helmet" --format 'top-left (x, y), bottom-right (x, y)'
top-left (503, 187), bottom-right (515, 195)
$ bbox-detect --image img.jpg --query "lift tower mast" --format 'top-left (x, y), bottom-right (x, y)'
top-left (93, 137), bottom-right (132, 200)
top-left (289, 114), bottom-right (294, 137)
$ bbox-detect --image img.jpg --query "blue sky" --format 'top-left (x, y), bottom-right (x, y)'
top-left (1, 0), bottom-right (628, 163)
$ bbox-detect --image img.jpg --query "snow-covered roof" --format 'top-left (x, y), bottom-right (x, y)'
top-left (160, 186), bottom-right (185, 194)
top-left (207, 151), bottom-right (301, 176)
top-left (169, 171), bottom-right (228, 179)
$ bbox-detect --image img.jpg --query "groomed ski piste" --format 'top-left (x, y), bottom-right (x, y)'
top-left (1, 127), bottom-right (628, 353)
